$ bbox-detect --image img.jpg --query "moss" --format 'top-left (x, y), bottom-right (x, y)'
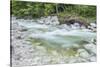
top-left (58, 47), bottom-right (79, 57)
top-left (28, 38), bottom-right (85, 57)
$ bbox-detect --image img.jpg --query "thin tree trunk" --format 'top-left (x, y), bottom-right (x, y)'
top-left (56, 3), bottom-right (59, 16)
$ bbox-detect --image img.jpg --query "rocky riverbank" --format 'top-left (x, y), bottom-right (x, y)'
top-left (11, 16), bottom-right (96, 67)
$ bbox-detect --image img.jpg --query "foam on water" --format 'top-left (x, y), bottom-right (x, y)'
top-left (17, 20), bottom-right (96, 48)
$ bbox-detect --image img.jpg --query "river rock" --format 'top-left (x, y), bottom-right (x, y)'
top-left (78, 49), bottom-right (90, 58)
top-left (38, 16), bottom-right (59, 25)
top-left (11, 16), bottom-right (96, 66)
top-left (83, 44), bottom-right (96, 54)
top-left (58, 24), bottom-right (71, 31)
top-left (89, 56), bottom-right (96, 62)
top-left (90, 23), bottom-right (96, 28)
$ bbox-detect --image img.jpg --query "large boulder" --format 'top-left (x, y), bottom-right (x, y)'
top-left (58, 16), bottom-right (90, 28)
top-left (68, 19), bottom-right (89, 28)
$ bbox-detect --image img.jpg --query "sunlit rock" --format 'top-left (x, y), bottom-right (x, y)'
top-left (89, 56), bottom-right (96, 62)
top-left (78, 49), bottom-right (90, 58)
top-left (83, 44), bottom-right (96, 54)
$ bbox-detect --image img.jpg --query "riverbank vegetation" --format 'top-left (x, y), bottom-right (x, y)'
top-left (11, 0), bottom-right (96, 24)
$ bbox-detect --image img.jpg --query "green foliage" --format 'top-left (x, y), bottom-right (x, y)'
top-left (11, 0), bottom-right (96, 20)
top-left (11, 1), bottom-right (55, 18)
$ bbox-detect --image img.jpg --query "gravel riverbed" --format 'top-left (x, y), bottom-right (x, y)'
top-left (11, 16), bottom-right (96, 67)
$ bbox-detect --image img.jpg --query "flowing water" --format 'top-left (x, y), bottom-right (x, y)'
top-left (17, 20), bottom-right (96, 50)
top-left (11, 17), bottom-right (97, 66)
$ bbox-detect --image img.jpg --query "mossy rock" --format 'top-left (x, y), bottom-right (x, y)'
top-left (59, 47), bottom-right (79, 57)
top-left (58, 15), bottom-right (90, 28)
